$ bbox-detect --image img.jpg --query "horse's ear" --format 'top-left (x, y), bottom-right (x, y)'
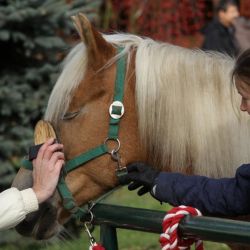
top-left (71, 13), bottom-right (113, 65)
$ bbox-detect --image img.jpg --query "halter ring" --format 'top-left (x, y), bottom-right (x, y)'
top-left (104, 137), bottom-right (120, 154)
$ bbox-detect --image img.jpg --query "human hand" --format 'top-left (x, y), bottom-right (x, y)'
top-left (119, 162), bottom-right (160, 196)
top-left (32, 138), bottom-right (64, 203)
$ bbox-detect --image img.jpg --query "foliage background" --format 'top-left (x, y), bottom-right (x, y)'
top-left (0, 0), bottom-right (101, 192)
top-left (0, 0), bottom-right (101, 246)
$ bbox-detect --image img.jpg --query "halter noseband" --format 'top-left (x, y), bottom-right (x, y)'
top-left (21, 47), bottom-right (127, 220)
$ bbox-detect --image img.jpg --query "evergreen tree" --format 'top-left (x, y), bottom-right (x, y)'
top-left (0, 1), bottom-right (102, 247)
top-left (0, 0), bottom-right (102, 191)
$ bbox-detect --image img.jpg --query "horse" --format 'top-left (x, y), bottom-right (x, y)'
top-left (12, 13), bottom-right (250, 248)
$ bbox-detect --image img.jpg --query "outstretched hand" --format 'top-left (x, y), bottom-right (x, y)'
top-left (119, 162), bottom-right (160, 196)
top-left (32, 138), bottom-right (64, 203)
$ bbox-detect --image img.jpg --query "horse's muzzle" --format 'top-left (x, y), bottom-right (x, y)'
top-left (15, 201), bottom-right (59, 240)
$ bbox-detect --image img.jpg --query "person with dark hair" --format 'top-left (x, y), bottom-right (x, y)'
top-left (202, 0), bottom-right (240, 56)
top-left (122, 49), bottom-right (250, 216)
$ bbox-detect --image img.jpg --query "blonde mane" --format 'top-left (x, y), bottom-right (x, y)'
top-left (45, 33), bottom-right (250, 178)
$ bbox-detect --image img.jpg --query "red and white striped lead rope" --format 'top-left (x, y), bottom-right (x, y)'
top-left (160, 205), bottom-right (204, 250)
top-left (89, 243), bottom-right (105, 250)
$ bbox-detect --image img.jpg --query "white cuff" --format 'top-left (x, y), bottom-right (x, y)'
top-left (20, 188), bottom-right (39, 214)
top-left (151, 185), bottom-right (157, 196)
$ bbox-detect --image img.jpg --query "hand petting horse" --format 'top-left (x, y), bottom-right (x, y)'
top-left (12, 13), bottom-right (250, 246)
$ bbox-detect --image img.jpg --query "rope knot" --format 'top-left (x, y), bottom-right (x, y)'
top-left (160, 205), bottom-right (204, 250)
top-left (89, 243), bottom-right (105, 250)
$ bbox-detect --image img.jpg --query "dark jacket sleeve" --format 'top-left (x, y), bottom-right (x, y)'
top-left (153, 164), bottom-right (250, 216)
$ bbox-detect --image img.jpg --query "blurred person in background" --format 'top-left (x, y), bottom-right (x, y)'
top-left (202, 0), bottom-right (240, 56)
top-left (0, 139), bottom-right (64, 231)
top-left (233, 16), bottom-right (250, 52)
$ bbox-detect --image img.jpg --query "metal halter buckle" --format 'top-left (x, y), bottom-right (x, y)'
top-left (104, 137), bottom-right (120, 154)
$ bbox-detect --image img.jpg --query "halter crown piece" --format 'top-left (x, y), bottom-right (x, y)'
top-left (21, 47), bottom-right (127, 221)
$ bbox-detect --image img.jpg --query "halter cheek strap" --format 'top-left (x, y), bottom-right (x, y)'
top-left (21, 47), bottom-right (127, 220)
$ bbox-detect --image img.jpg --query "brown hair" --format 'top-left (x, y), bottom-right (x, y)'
top-left (216, 0), bottom-right (238, 13)
top-left (232, 49), bottom-right (250, 83)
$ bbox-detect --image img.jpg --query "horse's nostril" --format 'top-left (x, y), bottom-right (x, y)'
top-left (35, 203), bottom-right (58, 240)
top-left (15, 201), bottom-right (58, 239)
top-left (40, 203), bottom-right (57, 221)
top-left (15, 209), bottom-right (41, 236)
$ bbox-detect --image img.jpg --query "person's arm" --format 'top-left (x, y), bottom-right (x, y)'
top-left (0, 188), bottom-right (38, 231)
top-left (153, 164), bottom-right (250, 215)
top-left (0, 138), bottom-right (64, 231)
top-left (122, 163), bottom-right (250, 216)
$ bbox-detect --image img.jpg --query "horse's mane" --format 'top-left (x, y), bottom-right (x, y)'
top-left (45, 33), bottom-right (250, 178)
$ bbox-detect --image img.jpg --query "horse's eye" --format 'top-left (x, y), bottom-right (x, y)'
top-left (62, 110), bottom-right (80, 120)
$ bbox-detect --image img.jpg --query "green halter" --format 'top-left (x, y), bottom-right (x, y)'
top-left (21, 47), bottom-right (126, 220)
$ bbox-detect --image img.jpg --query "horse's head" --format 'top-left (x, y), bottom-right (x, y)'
top-left (12, 14), bottom-right (143, 239)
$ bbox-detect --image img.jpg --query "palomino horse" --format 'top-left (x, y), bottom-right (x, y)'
top-left (12, 14), bottom-right (250, 247)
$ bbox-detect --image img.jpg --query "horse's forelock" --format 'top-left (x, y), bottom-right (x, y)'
top-left (45, 35), bottom-right (196, 126)
top-left (44, 43), bottom-right (88, 126)
top-left (44, 34), bottom-right (138, 126)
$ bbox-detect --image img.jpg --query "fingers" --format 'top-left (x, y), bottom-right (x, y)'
top-left (137, 186), bottom-right (149, 196)
top-left (126, 172), bottom-right (141, 182)
top-left (43, 143), bottom-right (64, 161)
top-left (125, 163), bottom-right (154, 196)
top-left (126, 163), bottom-right (141, 173)
top-left (49, 152), bottom-right (65, 170)
top-left (128, 182), bottom-right (149, 195)
top-left (126, 162), bottom-right (149, 173)
top-left (118, 170), bottom-right (141, 185)
top-left (35, 138), bottom-right (55, 164)
top-left (128, 181), bottom-right (142, 190)
top-left (54, 159), bottom-right (65, 175)
top-left (118, 174), bottom-right (131, 185)
top-left (119, 162), bottom-right (145, 185)
top-left (32, 139), bottom-right (64, 173)
top-left (33, 139), bottom-right (63, 167)
top-left (31, 138), bottom-right (65, 204)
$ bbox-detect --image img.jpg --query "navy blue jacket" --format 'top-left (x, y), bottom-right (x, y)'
top-left (153, 164), bottom-right (250, 216)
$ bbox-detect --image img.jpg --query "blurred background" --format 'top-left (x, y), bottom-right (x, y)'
top-left (0, 0), bottom-right (249, 249)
